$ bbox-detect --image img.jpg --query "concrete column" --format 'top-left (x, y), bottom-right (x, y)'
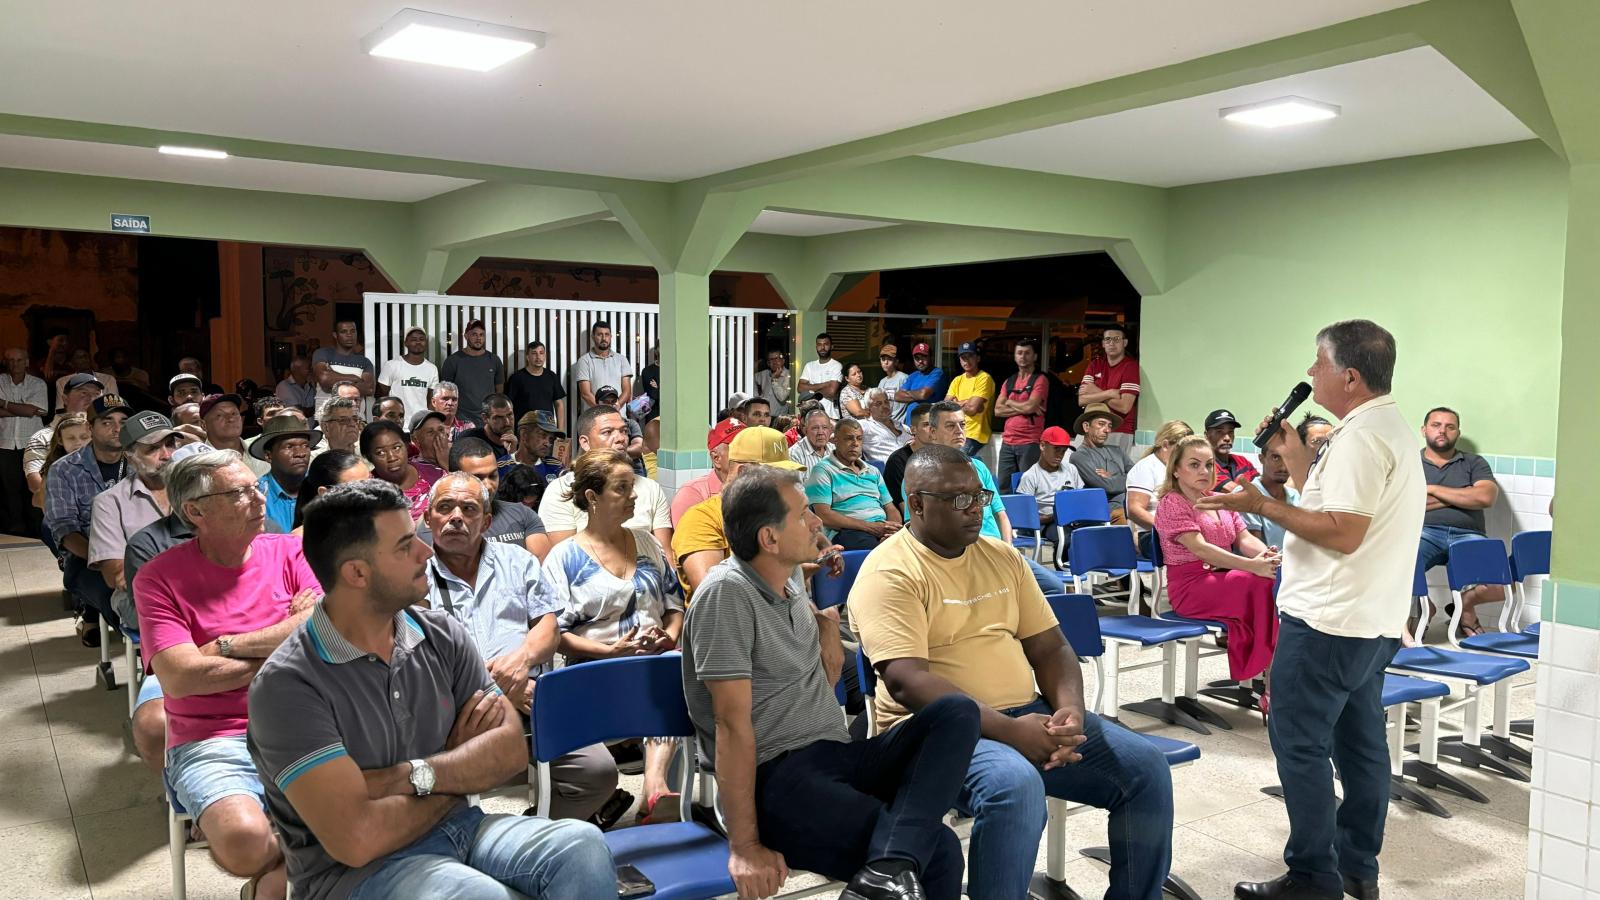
top-left (655, 270), bottom-right (713, 495)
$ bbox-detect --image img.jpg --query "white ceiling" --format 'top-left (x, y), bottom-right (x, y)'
top-left (925, 47), bottom-right (1535, 187)
top-left (0, 133), bottom-right (477, 201)
top-left (746, 211), bottom-right (896, 237)
top-left (0, 0), bottom-right (1426, 182)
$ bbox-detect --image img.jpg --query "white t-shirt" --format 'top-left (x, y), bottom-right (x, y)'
top-left (378, 357), bottom-right (439, 420)
top-left (860, 417), bottom-right (911, 463)
top-left (1126, 452), bottom-right (1166, 498)
top-left (1276, 395), bottom-right (1425, 639)
top-left (800, 359), bottom-right (844, 418)
top-left (537, 470), bottom-right (671, 535)
top-left (1016, 462), bottom-right (1083, 517)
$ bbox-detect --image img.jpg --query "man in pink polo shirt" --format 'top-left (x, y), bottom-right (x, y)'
top-left (669, 418), bottom-right (745, 527)
top-left (135, 448), bottom-right (321, 900)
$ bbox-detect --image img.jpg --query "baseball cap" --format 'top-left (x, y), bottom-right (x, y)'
top-left (120, 411), bottom-right (177, 449)
top-left (728, 426), bottom-right (802, 470)
top-left (957, 341), bottom-right (980, 357)
top-left (463, 318), bottom-right (485, 333)
top-left (403, 326), bottom-right (427, 341)
top-left (170, 441), bottom-right (217, 464)
top-left (595, 385), bottom-right (620, 403)
top-left (912, 342), bottom-right (932, 357)
top-left (91, 393), bottom-right (134, 421)
top-left (1205, 409), bottom-right (1241, 430)
top-left (726, 391), bottom-right (754, 411)
top-left (66, 372), bottom-right (105, 392)
top-left (409, 409), bottom-right (448, 432)
top-left (1040, 426), bottom-right (1073, 447)
top-left (518, 410), bottom-right (564, 436)
top-left (199, 393), bottom-right (243, 419)
top-left (167, 373), bottom-right (201, 390)
top-left (707, 418), bottom-right (745, 451)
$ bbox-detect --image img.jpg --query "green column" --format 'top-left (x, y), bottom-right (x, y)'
top-left (655, 270), bottom-right (713, 486)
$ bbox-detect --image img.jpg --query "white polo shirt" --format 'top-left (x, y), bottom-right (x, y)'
top-left (1276, 395), bottom-right (1424, 639)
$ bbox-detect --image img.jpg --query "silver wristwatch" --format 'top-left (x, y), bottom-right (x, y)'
top-left (217, 635), bottom-right (235, 658)
top-left (408, 759), bottom-right (436, 797)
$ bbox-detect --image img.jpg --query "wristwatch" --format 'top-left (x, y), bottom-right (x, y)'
top-left (408, 759), bottom-right (435, 797)
top-left (217, 635), bottom-right (235, 658)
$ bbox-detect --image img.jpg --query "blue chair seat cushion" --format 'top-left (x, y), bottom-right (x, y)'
top-left (1389, 646), bottom-right (1530, 685)
top-left (1460, 631), bottom-right (1540, 659)
top-left (1138, 731), bottom-right (1201, 766)
top-left (604, 822), bottom-right (736, 900)
top-left (1098, 615), bottom-right (1208, 645)
top-left (1381, 674), bottom-right (1450, 706)
top-left (1524, 622), bottom-right (1541, 636)
top-left (1160, 613), bottom-right (1227, 634)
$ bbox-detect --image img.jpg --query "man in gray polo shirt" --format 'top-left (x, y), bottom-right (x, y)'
top-left (247, 480), bottom-right (613, 900)
top-left (571, 320), bottom-right (632, 414)
top-left (682, 465), bottom-right (979, 900)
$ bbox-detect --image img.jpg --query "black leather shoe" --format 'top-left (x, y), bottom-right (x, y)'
top-left (1235, 873), bottom-right (1341, 899)
top-left (839, 862), bottom-right (927, 900)
top-left (1342, 875), bottom-right (1379, 899)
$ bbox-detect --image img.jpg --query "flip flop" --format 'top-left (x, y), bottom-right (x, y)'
top-left (636, 790), bottom-right (681, 826)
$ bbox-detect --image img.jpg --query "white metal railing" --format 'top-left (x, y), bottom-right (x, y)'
top-left (363, 293), bottom-right (759, 431)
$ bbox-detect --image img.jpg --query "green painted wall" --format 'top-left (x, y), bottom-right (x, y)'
top-left (1142, 140), bottom-right (1568, 457)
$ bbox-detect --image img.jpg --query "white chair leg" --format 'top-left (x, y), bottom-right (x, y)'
top-left (1160, 643), bottom-right (1177, 704)
top-left (1182, 640), bottom-right (1201, 700)
top-left (1491, 679), bottom-right (1512, 739)
top-left (1461, 689), bottom-right (1483, 748)
top-left (1102, 642), bottom-right (1121, 717)
top-left (168, 805), bottom-right (187, 900)
top-left (1386, 704), bottom-right (1405, 775)
top-left (1045, 797), bottom-right (1068, 880)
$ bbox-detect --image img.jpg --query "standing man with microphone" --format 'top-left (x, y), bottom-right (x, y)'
top-left (1198, 320), bottom-right (1423, 900)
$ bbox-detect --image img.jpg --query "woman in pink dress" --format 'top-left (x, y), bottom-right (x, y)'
top-left (1155, 435), bottom-right (1281, 701)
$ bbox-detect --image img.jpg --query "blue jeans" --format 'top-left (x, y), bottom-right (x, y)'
top-left (65, 552), bottom-right (117, 628)
top-left (1025, 556), bottom-right (1064, 596)
top-left (962, 438), bottom-right (984, 458)
top-left (350, 804), bottom-right (614, 900)
top-left (955, 699), bottom-right (1173, 900)
top-left (1269, 615), bottom-right (1398, 894)
top-left (1411, 524), bottom-right (1482, 617)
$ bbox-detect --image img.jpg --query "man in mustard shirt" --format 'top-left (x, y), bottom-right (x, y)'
top-left (850, 444), bottom-right (1173, 900)
top-left (942, 341), bottom-right (995, 459)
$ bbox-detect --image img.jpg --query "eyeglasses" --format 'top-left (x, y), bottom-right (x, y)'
top-left (912, 489), bottom-right (993, 511)
top-left (878, 355), bottom-right (896, 361)
top-left (193, 484), bottom-right (262, 505)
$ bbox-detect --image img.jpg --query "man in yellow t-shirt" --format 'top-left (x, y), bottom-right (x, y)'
top-left (848, 444), bottom-right (1173, 900)
top-left (943, 341), bottom-right (995, 459)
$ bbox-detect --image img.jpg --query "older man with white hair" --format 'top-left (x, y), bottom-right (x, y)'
top-left (859, 388), bottom-right (911, 463)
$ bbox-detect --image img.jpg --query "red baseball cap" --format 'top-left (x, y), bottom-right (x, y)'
top-left (1041, 426), bottom-right (1073, 447)
top-left (912, 342), bottom-right (932, 357)
top-left (707, 418), bottom-right (745, 451)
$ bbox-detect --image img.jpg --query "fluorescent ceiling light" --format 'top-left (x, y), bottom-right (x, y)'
top-left (363, 8), bottom-right (545, 72)
top-left (158, 145), bottom-right (229, 159)
top-left (1220, 96), bottom-right (1341, 129)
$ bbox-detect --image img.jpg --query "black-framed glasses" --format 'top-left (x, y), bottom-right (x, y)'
top-left (912, 489), bottom-right (993, 511)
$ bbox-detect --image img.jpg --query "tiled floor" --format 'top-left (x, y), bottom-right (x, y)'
top-left (0, 541), bottom-right (1532, 899)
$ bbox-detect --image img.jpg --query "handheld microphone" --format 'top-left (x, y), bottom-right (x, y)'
top-left (1253, 382), bottom-right (1312, 450)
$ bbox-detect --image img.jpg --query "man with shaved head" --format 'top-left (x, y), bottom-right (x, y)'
top-left (851, 444), bottom-right (1174, 900)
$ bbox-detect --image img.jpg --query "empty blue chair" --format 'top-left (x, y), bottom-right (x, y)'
top-left (1053, 488), bottom-right (1111, 529)
top-left (533, 656), bottom-right (735, 900)
top-left (1067, 525), bottom-right (1148, 614)
top-left (1509, 530), bottom-right (1551, 628)
top-left (867, 458), bottom-right (886, 475)
top-left (810, 548), bottom-right (871, 610)
top-left (1010, 471), bottom-right (1023, 493)
top-left (1000, 493), bottom-right (1045, 561)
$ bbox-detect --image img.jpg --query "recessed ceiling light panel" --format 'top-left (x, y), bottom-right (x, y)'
top-left (363, 8), bottom-right (545, 72)
top-left (1220, 96), bottom-right (1341, 129)
top-left (158, 145), bottom-right (229, 159)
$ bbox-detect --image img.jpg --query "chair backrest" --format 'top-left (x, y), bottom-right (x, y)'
top-left (1413, 563), bottom-right (1429, 599)
top-left (1053, 488), bottom-right (1111, 527)
top-left (1000, 493), bottom-right (1042, 531)
top-left (1044, 592), bottom-right (1103, 659)
top-left (1148, 528), bottom-right (1165, 567)
top-left (1010, 471), bottom-right (1023, 492)
top-left (531, 655), bottom-right (692, 762)
top-left (1069, 524), bottom-right (1136, 573)
top-left (856, 649), bottom-right (877, 697)
top-left (867, 458), bottom-right (886, 475)
top-left (811, 548), bottom-right (872, 609)
top-left (1509, 530), bottom-right (1552, 581)
top-left (1445, 536), bottom-right (1513, 591)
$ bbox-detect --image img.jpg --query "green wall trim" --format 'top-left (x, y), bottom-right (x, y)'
top-left (1550, 579), bottom-right (1600, 630)
top-left (658, 449), bottom-right (710, 471)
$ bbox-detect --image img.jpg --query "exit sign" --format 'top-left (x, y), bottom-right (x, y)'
top-left (110, 214), bottom-right (150, 234)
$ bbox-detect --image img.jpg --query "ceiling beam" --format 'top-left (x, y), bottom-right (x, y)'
top-left (1511, 0), bottom-right (1600, 162)
top-left (1421, 0), bottom-right (1564, 159)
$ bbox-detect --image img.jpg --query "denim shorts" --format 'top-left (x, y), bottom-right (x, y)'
top-left (166, 735), bottom-right (265, 818)
top-left (135, 673), bottom-right (163, 709)
top-left (1416, 524), bottom-right (1483, 573)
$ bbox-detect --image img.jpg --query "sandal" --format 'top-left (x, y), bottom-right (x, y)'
top-left (636, 790), bottom-right (681, 826)
top-left (239, 874), bottom-right (261, 900)
top-left (1457, 619), bottom-right (1487, 640)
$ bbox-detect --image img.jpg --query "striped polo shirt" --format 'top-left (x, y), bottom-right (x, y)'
top-left (804, 453), bottom-right (892, 538)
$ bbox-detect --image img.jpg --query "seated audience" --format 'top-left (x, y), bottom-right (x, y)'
top-left (247, 480), bottom-right (614, 900)
top-left (538, 405), bottom-right (672, 560)
top-left (594, 385), bottom-right (647, 475)
top-left (1203, 409), bottom-right (1258, 491)
top-left (170, 372), bottom-right (205, 411)
top-left (675, 427), bottom-right (805, 596)
top-left (1297, 413), bottom-right (1333, 455)
top-left (1155, 436), bottom-right (1281, 691)
top-left (361, 420), bottom-right (437, 521)
top-left (373, 395), bottom-right (408, 427)
top-left (408, 409), bottom-right (454, 476)
top-left (741, 396), bottom-right (773, 429)
top-left (416, 438), bottom-right (550, 560)
top-left (883, 404), bottom-right (934, 508)
top-left (1412, 406), bottom-right (1500, 640)
top-left (670, 419), bottom-right (744, 527)
top-left (542, 449), bottom-right (685, 825)
top-left (429, 381), bottom-right (472, 438)
top-left (683, 464), bottom-right (980, 900)
top-left (171, 402), bottom-right (203, 428)
top-left (497, 464), bottom-right (546, 511)
top-left (1243, 443), bottom-right (1299, 550)
top-left (1126, 420), bottom-right (1193, 533)
top-left (315, 396), bottom-right (363, 457)
top-left (513, 410), bottom-right (563, 480)
top-left (88, 411), bottom-right (180, 772)
top-left (805, 418), bottom-right (900, 552)
top-left (1069, 403), bottom-right (1132, 524)
top-left (202, 393), bottom-right (268, 477)
top-left (136, 449), bottom-right (323, 900)
top-left (421, 472), bottom-right (619, 823)
top-left (1015, 426), bottom-right (1083, 547)
top-left (291, 450), bottom-right (371, 532)
top-left (839, 363), bottom-right (869, 418)
top-left (274, 356), bottom-right (317, 417)
top-left (45, 393), bottom-right (133, 642)
top-left (787, 407), bottom-right (834, 470)
top-left (27, 411), bottom-right (92, 537)
top-left (852, 445), bottom-right (1174, 900)
top-left (859, 388), bottom-right (911, 463)
top-left (454, 394), bottom-right (518, 475)
top-left (253, 416), bottom-right (319, 532)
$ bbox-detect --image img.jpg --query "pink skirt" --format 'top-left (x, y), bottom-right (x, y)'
top-left (1166, 561), bottom-right (1278, 681)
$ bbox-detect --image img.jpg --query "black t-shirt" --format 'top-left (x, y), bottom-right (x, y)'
top-left (505, 368), bottom-right (566, 424)
top-left (96, 457), bottom-right (126, 485)
top-left (884, 443), bottom-right (916, 507)
top-left (638, 364), bottom-right (662, 423)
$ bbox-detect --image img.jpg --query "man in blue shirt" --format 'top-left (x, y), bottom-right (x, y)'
top-left (895, 342), bottom-right (946, 426)
top-left (252, 415), bottom-right (319, 532)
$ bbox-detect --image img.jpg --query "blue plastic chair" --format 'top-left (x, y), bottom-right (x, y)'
top-left (1010, 471), bottom-right (1023, 493)
top-left (1148, 532), bottom-right (1259, 714)
top-left (1067, 525), bottom-right (1149, 614)
top-left (810, 549), bottom-right (871, 610)
top-left (532, 656), bottom-right (735, 900)
top-left (1445, 538), bottom-right (1535, 656)
top-left (1509, 530), bottom-right (1551, 629)
top-left (1053, 488), bottom-right (1111, 528)
top-left (1000, 493), bottom-right (1044, 561)
top-left (867, 458), bottom-right (886, 475)
top-left (123, 626), bottom-right (143, 718)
